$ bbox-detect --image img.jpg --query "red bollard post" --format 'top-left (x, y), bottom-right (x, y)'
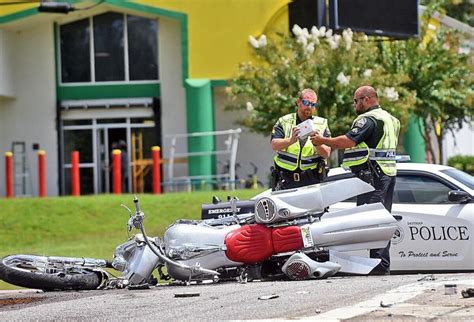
top-left (112, 149), bottom-right (122, 194)
top-left (5, 152), bottom-right (13, 198)
top-left (152, 146), bottom-right (161, 194)
top-left (71, 151), bottom-right (80, 196)
top-left (38, 150), bottom-right (46, 198)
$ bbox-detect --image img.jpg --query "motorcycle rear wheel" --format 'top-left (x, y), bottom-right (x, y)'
top-left (0, 255), bottom-right (102, 291)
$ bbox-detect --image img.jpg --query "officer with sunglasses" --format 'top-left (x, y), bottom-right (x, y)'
top-left (270, 88), bottom-right (332, 191)
top-left (311, 85), bottom-right (400, 275)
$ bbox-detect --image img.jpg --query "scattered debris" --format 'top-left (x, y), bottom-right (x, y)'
top-left (461, 288), bottom-right (474, 298)
top-left (444, 284), bottom-right (457, 295)
top-left (380, 300), bottom-right (393, 308)
top-left (315, 309), bottom-right (322, 314)
top-left (417, 274), bottom-right (436, 282)
top-left (174, 292), bottom-right (200, 298)
top-left (128, 284), bottom-right (150, 290)
top-left (296, 291), bottom-right (310, 294)
top-left (258, 294), bottom-right (279, 300)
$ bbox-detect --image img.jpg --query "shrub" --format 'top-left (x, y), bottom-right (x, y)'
top-left (447, 155), bottom-right (474, 175)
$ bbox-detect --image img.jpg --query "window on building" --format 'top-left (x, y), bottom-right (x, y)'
top-left (60, 18), bottom-right (91, 83)
top-left (59, 12), bottom-right (158, 84)
top-left (128, 15), bottom-right (158, 81)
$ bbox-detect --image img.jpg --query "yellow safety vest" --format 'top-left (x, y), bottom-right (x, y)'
top-left (274, 113), bottom-right (329, 171)
top-left (342, 108), bottom-right (400, 176)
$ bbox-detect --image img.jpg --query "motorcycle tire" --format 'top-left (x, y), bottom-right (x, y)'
top-left (0, 255), bottom-right (102, 291)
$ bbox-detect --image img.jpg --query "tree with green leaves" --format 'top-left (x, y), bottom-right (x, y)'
top-left (377, 6), bottom-right (474, 163)
top-left (227, 2), bottom-right (473, 164)
top-left (226, 27), bottom-right (415, 140)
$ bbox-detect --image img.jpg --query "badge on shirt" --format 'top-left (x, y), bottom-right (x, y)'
top-left (354, 117), bottom-right (367, 129)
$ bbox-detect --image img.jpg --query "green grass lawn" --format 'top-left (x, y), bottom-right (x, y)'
top-left (0, 189), bottom-right (263, 290)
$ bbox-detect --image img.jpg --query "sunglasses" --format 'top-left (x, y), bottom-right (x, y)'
top-left (301, 99), bottom-right (318, 108)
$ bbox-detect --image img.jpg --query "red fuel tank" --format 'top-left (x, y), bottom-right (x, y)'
top-left (225, 224), bottom-right (273, 263)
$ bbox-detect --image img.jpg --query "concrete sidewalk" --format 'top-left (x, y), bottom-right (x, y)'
top-left (311, 274), bottom-right (474, 320)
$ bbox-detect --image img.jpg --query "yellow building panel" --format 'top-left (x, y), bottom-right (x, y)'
top-left (0, 1), bottom-right (36, 15)
top-left (131, 0), bottom-right (290, 79)
top-left (1, 0), bottom-right (290, 80)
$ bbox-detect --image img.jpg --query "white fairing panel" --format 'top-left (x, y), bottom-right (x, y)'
top-left (309, 203), bottom-right (398, 251)
top-left (253, 178), bottom-right (375, 223)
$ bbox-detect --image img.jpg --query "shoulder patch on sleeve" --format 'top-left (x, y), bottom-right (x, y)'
top-left (354, 117), bottom-right (367, 128)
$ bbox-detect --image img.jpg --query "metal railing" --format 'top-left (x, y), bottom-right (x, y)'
top-left (164, 128), bottom-right (242, 192)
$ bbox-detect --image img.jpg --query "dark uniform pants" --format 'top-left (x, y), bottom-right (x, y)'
top-left (356, 171), bottom-right (396, 274)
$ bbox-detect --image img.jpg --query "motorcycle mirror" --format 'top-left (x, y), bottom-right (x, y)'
top-left (212, 195), bottom-right (221, 204)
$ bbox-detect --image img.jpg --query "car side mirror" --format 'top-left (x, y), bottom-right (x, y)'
top-left (448, 190), bottom-right (472, 204)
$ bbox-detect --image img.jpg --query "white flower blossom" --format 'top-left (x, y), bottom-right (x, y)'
top-left (328, 39), bottom-right (338, 50)
top-left (362, 34), bottom-right (369, 41)
top-left (297, 35), bottom-right (308, 46)
top-left (342, 29), bottom-right (353, 50)
top-left (383, 87), bottom-right (399, 101)
top-left (337, 72), bottom-right (351, 86)
top-left (258, 34), bottom-right (267, 47)
top-left (248, 35), bottom-right (260, 48)
top-left (363, 69), bottom-right (372, 78)
top-left (311, 26), bottom-right (319, 38)
top-left (305, 42), bottom-right (315, 54)
top-left (246, 102), bottom-right (254, 112)
top-left (292, 24), bottom-right (302, 37)
top-left (325, 29), bottom-right (333, 38)
top-left (319, 26), bottom-right (326, 37)
top-left (302, 27), bottom-right (310, 38)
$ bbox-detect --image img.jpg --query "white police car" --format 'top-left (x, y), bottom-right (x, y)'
top-left (328, 163), bottom-right (474, 272)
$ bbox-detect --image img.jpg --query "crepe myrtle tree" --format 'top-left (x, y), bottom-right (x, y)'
top-left (377, 7), bottom-right (474, 164)
top-left (226, 25), bottom-right (415, 137)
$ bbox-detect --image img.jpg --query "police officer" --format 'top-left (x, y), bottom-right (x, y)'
top-left (311, 85), bottom-right (400, 275)
top-left (271, 88), bottom-right (331, 190)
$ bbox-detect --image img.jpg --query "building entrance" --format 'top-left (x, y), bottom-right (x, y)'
top-left (60, 116), bottom-right (156, 195)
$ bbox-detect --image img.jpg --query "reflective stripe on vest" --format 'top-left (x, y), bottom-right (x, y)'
top-left (342, 108), bottom-right (400, 176)
top-left (274, 113), bottom-right (329, 171)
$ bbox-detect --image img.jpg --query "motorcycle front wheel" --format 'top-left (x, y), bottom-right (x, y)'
top-left (0, 255), bottom-right (102, 291)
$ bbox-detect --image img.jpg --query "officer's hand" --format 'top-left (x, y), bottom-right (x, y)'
top-left (310, 132), bottom-right (323, 146)
top-left (289, 127), bottom-right (300, 144)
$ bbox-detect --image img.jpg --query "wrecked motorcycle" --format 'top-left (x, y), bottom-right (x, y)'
top-left (0, 178), bottom-right (397, 291)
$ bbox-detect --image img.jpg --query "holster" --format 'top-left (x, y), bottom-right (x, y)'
top-left (270, 166), bottom-right (279, 191)
top-left (355, 168), bottom-right (374, 186)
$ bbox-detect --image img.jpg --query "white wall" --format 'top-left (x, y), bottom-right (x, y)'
top-left (158, 17), bottom-right (188, 182)
top-left (213, 88), bottom-right (273, 187)
top-left (443, 121), bottom-right (474, 164)
top-left (0, 22), bottom-right (58, 197)
top-left (0, 29), bottom-right (14, 98)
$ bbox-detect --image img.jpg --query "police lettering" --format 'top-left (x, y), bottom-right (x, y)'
top-left (409, 226), bottom-right (469, 241)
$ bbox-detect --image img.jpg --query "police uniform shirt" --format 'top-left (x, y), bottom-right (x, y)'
top-left (271, 114), bottom-right (331, 144)
top-left (344, 105), bottom-right (384, 172)
top-left (271, 114), bottom-right (331, 172)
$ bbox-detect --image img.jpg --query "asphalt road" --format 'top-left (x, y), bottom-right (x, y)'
top-left (1, 273), bottom-right (473, 320)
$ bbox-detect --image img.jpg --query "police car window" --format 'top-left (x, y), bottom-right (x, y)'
top-left (393, 175), bottom-right (452, 204)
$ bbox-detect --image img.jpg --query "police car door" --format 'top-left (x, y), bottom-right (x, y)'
top-left (390, 170), bottom-right (474, 272)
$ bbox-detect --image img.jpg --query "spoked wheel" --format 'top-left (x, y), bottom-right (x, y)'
top-left (0, 255), bottom-right (102, 291)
